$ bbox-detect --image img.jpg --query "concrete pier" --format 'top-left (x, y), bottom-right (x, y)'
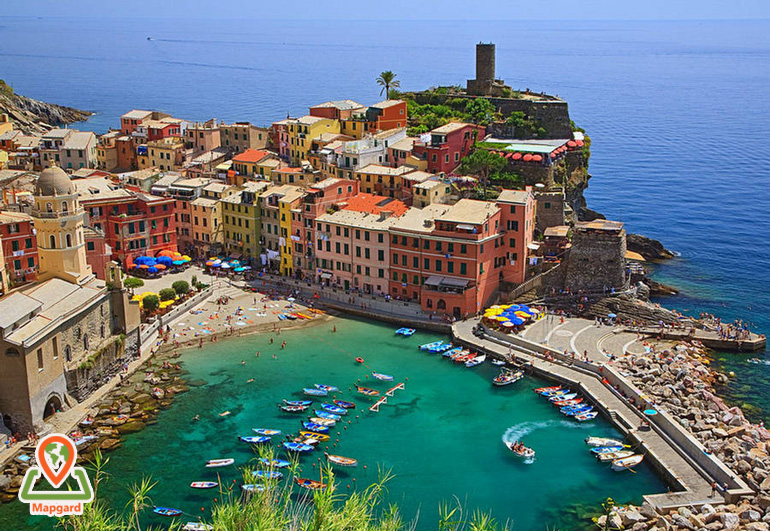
top-left (625, 326), bottom-right (766, 352)
top-left (452, 319), bottom-right (754, 512)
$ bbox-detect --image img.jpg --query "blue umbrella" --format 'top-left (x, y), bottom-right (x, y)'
top-left (242, 265), bottom-right (252, 270)
top-left (234, 267), bottom-right (245, 272)
top-left (608, 313), bottom-right (617, 319)
top-left (209, 262), bottom-right (221, 268)
top-left (507, 316), bottom-right (525, 326)
top-left (133, 256), bottom-right (151, 265)
top-left (231, 260), bottom-right (241, 265)
top-left (147, 266), bottom-right (159, 274)
top-left (156, 256), bottom-right (173, 266)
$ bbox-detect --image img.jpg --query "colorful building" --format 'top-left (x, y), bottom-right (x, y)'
top-left (309, 100), bottom-right (365, 121)
top-left (412, 122), bottom-right (485, 174)
top-left (287, 116), bottom-right (340, 165)
top-left (496, 188), bottom-right (537, 284)
top-left (185, 119), bottom-right (221, 155)
top-left (339, 100), bottom-right (407, 139)
top-left (137, 137), bottom-right (187, 171)
top-left (0, 211), bottom-right (38, 286)
top-left (231, 149), bottom-right (274, 179)
top-left (277, 187), bottom-right (306, 276)
top-left (219, 122), bottom-right (268, 153)
top-left (83, 226), bottom-right (111, 280)
top-left (221, 182), bottom-right (269, 261)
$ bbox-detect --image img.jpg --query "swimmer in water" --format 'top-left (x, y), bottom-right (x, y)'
top-left (192, 415), bottom-right (200, 421)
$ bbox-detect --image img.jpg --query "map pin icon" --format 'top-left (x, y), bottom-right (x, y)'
top-left (35, 434), bottom-right (78, 489)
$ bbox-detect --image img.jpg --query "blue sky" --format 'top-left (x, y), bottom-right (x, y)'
top-left (3, 0), bottom-right (770, 20)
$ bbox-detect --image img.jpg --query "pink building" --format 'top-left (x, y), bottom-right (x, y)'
top-left (496, 187), bottom-right (537, 284)
top-left (84, 227), bottom-right (111, 280)
top-left (412, 122), bottom-right (485, 174)
top-left (315, 193), bottom-right (407, 293)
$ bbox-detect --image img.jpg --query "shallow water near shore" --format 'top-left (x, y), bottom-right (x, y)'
top-left (1, 316), bottom-right (664, 530)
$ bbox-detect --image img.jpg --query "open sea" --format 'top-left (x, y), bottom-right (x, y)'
top-left (0, 15), bottom-right (769, 527)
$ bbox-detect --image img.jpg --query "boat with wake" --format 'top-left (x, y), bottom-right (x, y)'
top-left (504, 441), bottom-right (535, 459)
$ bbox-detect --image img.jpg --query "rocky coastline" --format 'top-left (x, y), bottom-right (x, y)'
top-left (596, 340), bottom-right (770, 530)
top-left (0, 79), bottom-right (92, 134)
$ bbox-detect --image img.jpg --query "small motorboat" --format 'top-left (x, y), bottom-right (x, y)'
top-left (540, 389), bottom-right (570, 398)
top-left (219, 411), bottom-right (231, 417)
top-left (153, 507), bottom-right (182, 517)
top-left (395, 328), bottom-right (415, 336)
top-left (314, 384), bottom-right (339, 392)
top-left (561, 406), bottom-right (594, 416)
top-left (552, 397), bottom-right (584, 407)
top-left (205, 458), bottom-right (235, 468)
top-left (430, 343), bottom-right (454, 353)
top-left (253, 428), bottom-right (282, 436)
top-left (314, 410), bottom-right (341, 420)
top-left (303, 387), bottom-right (328, 397)
top-left (442, 347), bottom-right (463, 358)
top-left (355, 357), bottom-right (364, 363)
top-left (183, 523), bottom-right (213, 531)
top-left (252, 470), bottom-right (283, 480)
top-left (493, 370), bottom-right (523, 386)
top-left (325, 453), bottom-right (358, 467)
top-left (590, 446), bottom-right (624, 455)
top-left (242, 483), bottom-right (266, 493)
top-left (283, 441), bottom-right (314, 453)
top-left (574, 411), bottom-right (598, 422)
top-left (302, 422), bottom-right (330, 433)
top-left (419, 341), bottom-right (443, 351)
top-left (321, 403), bottom-right (347, 415)
top-left (294, 477), bottom-right (327, 490)
top-left (258, 458), bottom-right (291, 468)
top-left (534, 386), bottom-right (562, 395)
top-left (280, 404), bottom-right (310, 413)
top-left (465, 354), bottom-right (487, 367)
top-left (504, 441), bottom-right (535, 459)
top-left (240, 435), bottom-right (271, 444)
top-left (372, 372), bottom-right (394, 381)
top-left (299, 431), bottom-right (329, 441)
top-left (549, 393), bottom-right (577, 402)
top-left (596, 450), bottom-right (634, 462)
top-left (611, 454), bottom-right (644, 471)
top-left (491, 359), bottom-right (506, 366)
top-left (283, 400), bottom-right (312, 407)
top-left (309, 417), bottom-right (336, 426)
top-left (585, 437), bottom-right (624, 447)
top-left (333, 399), bottom-right (356, 409)
top-left (355, 386), bottom-right (380, 397)
top-left (190, 481), bottom-right (218, 489)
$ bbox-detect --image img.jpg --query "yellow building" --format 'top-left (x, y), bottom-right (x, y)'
top-left (277, 187), bottom-right (305, 276)
top-left (0, 150), bottom-right (8, 170)
top-left (220, 182), bottom-right (269, 259)
top-left (0, 113), bottom-right (12, 136)
top-left (287, 116), bottom-right (340, 165)
top-left (138, 137), bottom-right (186, 171)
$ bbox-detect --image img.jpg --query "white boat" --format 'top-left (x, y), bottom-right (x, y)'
top-left (611, 454), bottom-right (644, 471)
top-left (183, 523), bottom-right (213, 531)
top-left (574, 411), bottom-right (598, 421)
top-left (465, 354), bottom-right (487, 367)
top-left (309, 417), bottom-right (336, 426)
top-left (585, 437), bottom-right (625, 447)
top-left (205, 458), bottom-right (235, 468)
top-left (490, 358), bottom-right (506, 366)
top-left (190, 481), bottom-right (218, 489)
top-left (596, 450), bottom-right (634, 462)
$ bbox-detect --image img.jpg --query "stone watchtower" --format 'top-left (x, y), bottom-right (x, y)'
top-left (563, 220), bottom-right (627, 293)
top-left (467, 43), bottom-right (507, 96)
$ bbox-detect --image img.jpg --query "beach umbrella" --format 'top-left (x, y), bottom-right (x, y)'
top-left (523, 154), bottom-right (533, 162)
top-left (210, 262), bottom-right (221, 268)
top-left (181, 255), bottom-right (192, 261)
top-left (234, 267), bottom-right (245, 272)
top-left (220, 263), bottom-right (231, 269)
top-left (139, 264), bottom-right (150, 269)
top-left (242, 265), bottom-right (252, 270)
top-left (172, 260), bottom-right (185, 266)
top-left (205, 261), bottom-right (215, 266)
top-left (230, 260), bottom-right (240, 265)
top-left (154, 264), bottom-right (166, 270)
top-left (608, 313), bottom-right (617, 318)
top-left (148, 266), bottom-right (158, 274)
top-left (212, 259), bottom-right (222, 264)
top-left (509, 316), bottom-right (525, 325)
top-left (575, 139), bottom-right (584, 146)
top-left (532, 154), bottom-right (543, 162)
top-left (287, 297), bottom-right (296, 302)
top-left (159, 249), bottom-right (176, 257)
top-left (156, 256), bottom-right (173, 266)
top-left (644, 409), bottom-right (658, 416)
top-left (515, 311), bottom-right (531, 319)
top-left (512, 152), bottom-right (522, 160)
top-left (501, 321), bottom-right (516, 328)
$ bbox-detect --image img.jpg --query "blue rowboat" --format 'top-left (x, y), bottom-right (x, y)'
top-left (241, 483), bottom-right (266, 492)
top-left (419, 341), bottom-right (443, 351)
top-left (239, 435), bottom-right (271, 444)
top-left (396, 327), bottom-right (415, 336)
top-left (442, 347), bottom-right (463, 358)
top-left (253, 428), bottom-right (282, 436)
top-left (154, 507), bottom-right (182, 517)
top-left (562, 407), bottom-right (594, 417)
top-left (560, 404), bottom-right (592, 413)
top-left (258, 458), bottom-right (291, 468)
top-left (549, 393), bottom-right (577, 402)
top-left (283, 400), bottom-right (312, 407)
top-left (252, 470), bottom-right (283, 480)
top-left (303, 388), bottom-right (327, 396)
top-left (280, 404), bottom-right (309, 413)
top-left (314, 384), bottom-right (339, 392)
top-left (590, 446), bottom-right (624, 455)
top-left (575, 411), bottom-right (598, 421)
top-left (372, 372), bottom-right (394, 381)
top-left (302, 422), bottom-right (330, 433)
top-left (314, 410), bottom-right (341, 420)
top-left (283, 441), bottom-right (314, 453)
top-left (321, 403), bottom-right (347, 415)
top-left (333, 399), bottom-right (356, 409)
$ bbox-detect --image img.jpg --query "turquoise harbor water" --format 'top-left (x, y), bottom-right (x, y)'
top-left (2, 317), bottom-right (664, 529)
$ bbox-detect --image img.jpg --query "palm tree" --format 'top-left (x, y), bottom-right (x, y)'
top-left (376, 71), bottom-right (400, 98)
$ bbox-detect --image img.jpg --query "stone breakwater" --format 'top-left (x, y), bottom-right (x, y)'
top-left (602, 340), bottom-right (770, 530)
top-left (0, 358), bottom-right (188, 504)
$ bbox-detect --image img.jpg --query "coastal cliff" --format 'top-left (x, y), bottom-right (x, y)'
top-left (0, 79), bottom-right (92, 134)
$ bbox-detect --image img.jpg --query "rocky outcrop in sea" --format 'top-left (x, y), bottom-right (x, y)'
top-left (0, 79), bottom-right (92, 134)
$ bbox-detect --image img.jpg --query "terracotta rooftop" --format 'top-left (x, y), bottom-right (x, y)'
top-left (431, 122), bottom-right (474, 135)
top-left (232, 149), bottom-right (270, 164)
top-left (341, 193), bottom-right (408, 217)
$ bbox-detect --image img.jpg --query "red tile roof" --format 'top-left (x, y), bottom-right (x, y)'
top-left (232, 149), bottom-right (270, 164)
top-left (342, 193), bottom-right (408, 217)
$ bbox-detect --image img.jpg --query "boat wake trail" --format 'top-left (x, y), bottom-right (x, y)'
top-left (502, 420), bottom-right (590, 444)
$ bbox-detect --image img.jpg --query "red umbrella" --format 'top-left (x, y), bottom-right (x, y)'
top-left (551, 151), bottom-right (559, 158)
top-left (505, 152), bottom-right (513, 159)
top-left (567, 140), bottom-right (577, 148)
top-left (523, 154), bottom-right (533, 162)
top-left (575, 139), bottom-right (584, 146)
top-left (532, 154), bottom-right (543, 162)
top-left (512, 152), bottom-right (522, 160)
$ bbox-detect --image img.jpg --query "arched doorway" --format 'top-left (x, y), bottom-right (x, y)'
top-left (437, 299), bottom-right (447, 310)
top-left (43, 395), bottom-right (63, 419)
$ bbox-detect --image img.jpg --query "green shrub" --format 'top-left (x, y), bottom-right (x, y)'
top-left (171, 280), bottom-right (190, 296)
top-left (142, 294), bottom-right (160, 312)
top-left (159, 288), bottom-right (176, 302)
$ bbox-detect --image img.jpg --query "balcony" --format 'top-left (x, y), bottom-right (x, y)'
top-left (423, 275), bottom-right (475, 295)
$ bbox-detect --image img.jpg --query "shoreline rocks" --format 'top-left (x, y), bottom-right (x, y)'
top-left (627, 233), bottom-right (675, 261)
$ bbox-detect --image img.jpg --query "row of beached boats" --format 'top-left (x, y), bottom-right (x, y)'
top-left (585, 436), bottom-right (645, 471)
top-left (534, 385), bottom-right (598, 422)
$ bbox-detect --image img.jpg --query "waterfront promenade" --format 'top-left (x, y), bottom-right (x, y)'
top-left (452, 318), bottom-right (754, 512)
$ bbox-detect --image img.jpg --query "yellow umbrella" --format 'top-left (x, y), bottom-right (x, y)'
top-left (515, 311), bottom-right (531, 319)
top-left (182, 255), bottom-right (192, 261)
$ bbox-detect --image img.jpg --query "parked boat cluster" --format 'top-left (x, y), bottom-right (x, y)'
top-left (585, 437), bottom-right (645, 472)
top-left (534, 386), bottom-right (598, 422)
